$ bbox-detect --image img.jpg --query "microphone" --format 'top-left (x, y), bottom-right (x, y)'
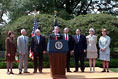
top-left (56, 33), bottom-right (60, 37)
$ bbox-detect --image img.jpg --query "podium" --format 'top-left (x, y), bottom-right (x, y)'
top-left (47, 40), bottom-right (69, 79)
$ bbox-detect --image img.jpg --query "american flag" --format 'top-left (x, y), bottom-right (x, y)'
top-left (29, 16), bottom-right (38, 60)
top-left (54, 15), bottom-right (58, 27)
top-left (53, 15), bottom-right (58, 32)
top-left (32, 16), bottom-right (38, 36)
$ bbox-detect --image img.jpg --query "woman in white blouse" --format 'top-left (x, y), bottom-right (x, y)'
top-left (86, 28), bottom-right (98, 72)
top-left (99, 29), bottom-right (110, 72)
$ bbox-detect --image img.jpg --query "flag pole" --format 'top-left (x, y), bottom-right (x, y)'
top-left (29, 9), bottom-right (38, 60)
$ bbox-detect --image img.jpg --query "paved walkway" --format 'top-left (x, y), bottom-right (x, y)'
top-left (0, 67), bottom-right (117, 79)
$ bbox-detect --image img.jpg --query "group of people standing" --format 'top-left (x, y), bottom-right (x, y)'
top-left (64, 27), bottom-right (110, 73)
top-left (5, 26), bottom-right (110, 75)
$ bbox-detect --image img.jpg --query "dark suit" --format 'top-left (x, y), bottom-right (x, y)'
top-left (63, 34), bottom-right (74, 71)
top-left (73, 34), bottom-right (87, 72)
top-left (49, 33), bottom-right (63, 40)
top-left (31, 35), bottom-right (47, 72)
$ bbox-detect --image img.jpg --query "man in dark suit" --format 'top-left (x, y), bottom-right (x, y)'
top-left (63, 27), bottom-right (74, 72)
top-left (31, 29), bottom-right (47, 73)
top-left (49, 26), bottom-right (63, 40)
top-left (73, 29), bottom-right (87, 72)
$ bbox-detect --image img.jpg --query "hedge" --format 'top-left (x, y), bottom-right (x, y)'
top-left (0, 56), bottom-right (117, 68)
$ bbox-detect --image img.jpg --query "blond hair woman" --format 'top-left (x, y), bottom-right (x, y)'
top-left (99, 29), bottom-right (110, 72)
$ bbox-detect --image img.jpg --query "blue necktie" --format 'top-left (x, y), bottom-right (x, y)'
top-left (24, 36), bottom-right (26, 44)
top-left (78, 35), bottom-right (80, 41)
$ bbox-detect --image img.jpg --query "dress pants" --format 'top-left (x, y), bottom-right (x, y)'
top-left (19, 53), bottom-right (28, 72)
top-left (74, 52), bottom-right (85, 72)
top-left (66, 51), bottom-right (71, 71)
top-left (33, 53), bottom-right (43, 72)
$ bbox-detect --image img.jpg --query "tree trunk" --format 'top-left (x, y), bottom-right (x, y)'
top-left (66, 0), bottom-right (72, 13)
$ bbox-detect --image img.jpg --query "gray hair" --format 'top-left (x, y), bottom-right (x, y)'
top-left (64, 27), bottom-right (69, 31)
top-left (89, 28), bottom-right (95, 33)
top-left (54, 26), bottom-right (59, 29)
top-left (35, 29), bottom-right (40, 33)
top-left (21, 29), bottom-right (26, 34)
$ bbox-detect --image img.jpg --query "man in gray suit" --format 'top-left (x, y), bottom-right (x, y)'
top-left (17, 29), bottom-right (30, 74)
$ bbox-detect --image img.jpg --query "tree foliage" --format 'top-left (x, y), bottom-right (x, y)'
top-left (0, 0), bottom-right (118, 25)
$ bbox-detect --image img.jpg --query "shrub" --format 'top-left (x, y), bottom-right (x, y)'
top-left (0, 58), bottom-right (117, 68)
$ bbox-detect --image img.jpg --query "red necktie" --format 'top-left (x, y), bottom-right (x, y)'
top-left (55, 36), bottom-right (57, 40)
top-left (66, 34), bottom-right (67, 40)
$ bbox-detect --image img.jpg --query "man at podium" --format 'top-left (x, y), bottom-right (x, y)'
top-left (49, 26), bottom-right (63, 40)
top-left (48, 26), bottom-right (68, 79)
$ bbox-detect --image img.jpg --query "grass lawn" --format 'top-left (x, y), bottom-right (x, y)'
top-left (109, 68), bottom-right (118, 72)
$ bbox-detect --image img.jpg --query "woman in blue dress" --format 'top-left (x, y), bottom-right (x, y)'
top-left (99, 29), bottom-right (110, 72)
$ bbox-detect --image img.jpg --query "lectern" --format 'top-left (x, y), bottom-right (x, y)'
top-left (47, 40), bottom-right (69, 79)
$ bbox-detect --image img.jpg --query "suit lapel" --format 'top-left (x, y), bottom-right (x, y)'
top-left (39, 35), bottom-right (42, 44)
top-left (34, 36), bottom-right (39, 44)
top-left (74, 35), bottom-right (78, 43)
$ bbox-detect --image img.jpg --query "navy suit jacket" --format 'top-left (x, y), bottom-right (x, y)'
top-left (73, 34), bottom-right (87, 54)
top-left (31, 35), bottom-right (47, 55)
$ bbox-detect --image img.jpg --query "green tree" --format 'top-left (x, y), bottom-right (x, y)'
top-left (0, 0), bottom-right (118, 25)
top-left (0, 0), bottom-right (11, 24)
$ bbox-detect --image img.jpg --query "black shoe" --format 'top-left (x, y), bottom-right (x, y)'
top-left (107, 70), bottom-right (109, 72)
top-left (24, 71), bottom-right (30, 73)
top-left (39, 69), bottom-right (42, 73)
top-left (10, 72), bottom-right (14, 74)
top-left (19, 72), bottom-right (22, 74)
top-left (67, 70), bottom-right (71, 72)
top-left (33, 71), bottom-right (37, 73)
top-left (39, 71), bottom-right (42, 73)
top-left (81, 70), bottom-right (84, 72)
top-left (101, 70), bottom-right (106, 72)
top-left (74, 70), bottom-right (78, 72)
